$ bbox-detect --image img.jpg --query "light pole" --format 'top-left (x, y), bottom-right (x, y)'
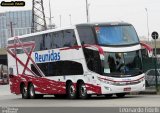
top-left (59, 15), bottom-right (61, 27)
top-left (46, 17), bottom-right (54, 29)
top-left (7, 21), bottom-right (16, 37)
top-left (49, 0), bottom-right (52, 28)
top-left (145, 8), bottom-right (150, 42)
top-left (151, 31), bottom-right (159, 92)
top-left (69, 14), bottom-right (72, 25)
top-left (86, 0), bottom-right (89, 23)
top-left (48, 0), bottom-right (55, 29)
top-left (88, 3), bottom-right (90, 22)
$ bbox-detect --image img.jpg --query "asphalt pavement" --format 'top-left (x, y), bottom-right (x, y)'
top-left (0, 85), bottom-right (160, 107)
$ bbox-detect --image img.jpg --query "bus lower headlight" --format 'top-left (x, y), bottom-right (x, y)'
top-left (104, 86), bottom-right (112, 91)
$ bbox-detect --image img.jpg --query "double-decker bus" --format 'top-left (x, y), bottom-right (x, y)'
top-left (7, 22), bottom-right (145, 99)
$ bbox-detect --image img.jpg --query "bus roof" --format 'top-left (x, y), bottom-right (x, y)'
top-left (76, 22), bottom-right (132, 27)
top-left (8, 21), bottom-right (131, 41)
top-left (8, 26), bottom-right (74, 41)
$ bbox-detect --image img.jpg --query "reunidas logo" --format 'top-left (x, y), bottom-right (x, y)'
top-left (35, 50), bottom-right (61, 63)
top-left (0, 1), bottom-right (25, 7)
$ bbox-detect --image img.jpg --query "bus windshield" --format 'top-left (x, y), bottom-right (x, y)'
top-left (95, 25), bottom-right (139, 46)
top-left (103, 50), bottom-right (143, 77)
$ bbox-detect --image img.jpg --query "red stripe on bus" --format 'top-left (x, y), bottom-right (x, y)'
top-left (9, 74), bottom-right (102, 95)
top-left (60, 44), bottom-right (104, 55)
top-left (60, 46), bottom-right (81, 50)
top-left (140, 42), bottom-right (153, 52)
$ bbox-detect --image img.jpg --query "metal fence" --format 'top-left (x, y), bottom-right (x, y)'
top-left (143, 57), bottom-right (160, 89)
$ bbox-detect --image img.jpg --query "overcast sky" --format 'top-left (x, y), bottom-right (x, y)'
top-left (0, 0), bottom-right (160, 40)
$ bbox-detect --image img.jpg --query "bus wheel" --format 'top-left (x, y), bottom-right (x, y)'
top-left (116, 93), bottom-right (126, 98)
top-left (28, 83), bottom-right (36, 99)
top-left (66, 82), bottom-right (76, 99)
top-left (104, 94), bottom-right (113, 98)
top-left (78, 82), bottom-right (88, 99)
top-left (21, 84), bottom-right (29, 99)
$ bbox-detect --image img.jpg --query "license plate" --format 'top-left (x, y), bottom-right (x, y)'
top-left (124, 87), bottom-right (131, 91)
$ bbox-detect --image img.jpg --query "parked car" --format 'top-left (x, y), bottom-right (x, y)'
top-left (0, 65), bottom-right (8, 85)
top-left (145, 69), bottom-right (160, 87)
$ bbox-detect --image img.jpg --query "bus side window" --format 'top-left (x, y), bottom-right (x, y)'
top-left (31, 64), bottom-right (42, 77)
top-left (63, 29), bottom-right (77, 47)
top-left (83, 48), bottom-right (102, 74)
top-left (77, 27), bottom-right (96, 45)
top-left (34, 35), bottom-right (43, 51)
top-left (44, 33), bottom-right (51, 50)
top-left (52, 31), bottom-right (64, 48)
top-left (33, 61), bottom-right (83, 76)
top-left (51, 33), bottom-right (58, 49)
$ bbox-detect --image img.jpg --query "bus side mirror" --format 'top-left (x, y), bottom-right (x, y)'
top-left (140, 42), bottom-right (153, 58)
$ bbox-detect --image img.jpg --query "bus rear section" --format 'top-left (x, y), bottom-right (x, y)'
top-left (7, 22), bottom-right (145, 99)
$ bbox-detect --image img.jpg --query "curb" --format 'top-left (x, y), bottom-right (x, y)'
top-left (139, 91), bottom-right (157, 95)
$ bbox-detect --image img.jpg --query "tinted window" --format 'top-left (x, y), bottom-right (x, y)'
top-left (8, 29), bottom-right (77, 52)
top-left (83, 48), bottom-right (102, 74)
top-left (41, 33), bottom-right (52, 50)
top-left (77, 27), bottom-right (96, 45)
top-left (50, 30), bottom-right (77, 49)
top-left (52, 31), bottom-right (64, 48)
top-left (50, 32), bottom-right (58, 49)
top-left (35, 35), bottom-right (43, 51)
top-left (31, 65), bottom-right (42, 76)
top-left (63, 30), bottom-right (77, 47)
top-left (31, 61), bottom-right (83, 76)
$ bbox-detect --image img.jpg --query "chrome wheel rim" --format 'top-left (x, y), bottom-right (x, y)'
top-left (30, 86), bottom-right (34, 97)
top-left (80, 84), bottom-right (87, 96)
top-left (70, 85), bottom-right (75, 97)
top-left (23, 87), bottom-right (27, 96)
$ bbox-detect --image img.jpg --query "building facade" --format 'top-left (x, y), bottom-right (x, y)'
top-left (0, 10), bottom-right (32, 48)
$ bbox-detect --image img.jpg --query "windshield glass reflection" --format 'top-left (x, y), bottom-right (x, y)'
top-left (95, 25), bottom-right (139, 46)
top-left (103, 50), bottom-right (142, 77)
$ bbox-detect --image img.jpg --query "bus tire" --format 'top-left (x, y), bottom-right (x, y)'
top-left (28, 83), bottom-right (36, 99)
top-left (66, 82), bottom-right (76, 99)
top-left (116, 93), bottom-right (126, 98)
top-left (78, 82), bottom-right (88, 99)
top-left (21, 84), bottom-right (29, 99)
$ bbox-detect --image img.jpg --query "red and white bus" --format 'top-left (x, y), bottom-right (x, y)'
top-left (7, 22), bottom-right (145, 99)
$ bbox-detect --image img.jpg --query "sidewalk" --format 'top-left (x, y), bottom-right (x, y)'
top-left (0, 84), bottom-right (11, 96)
top-left (139, 87), bottom-right (157, 94)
